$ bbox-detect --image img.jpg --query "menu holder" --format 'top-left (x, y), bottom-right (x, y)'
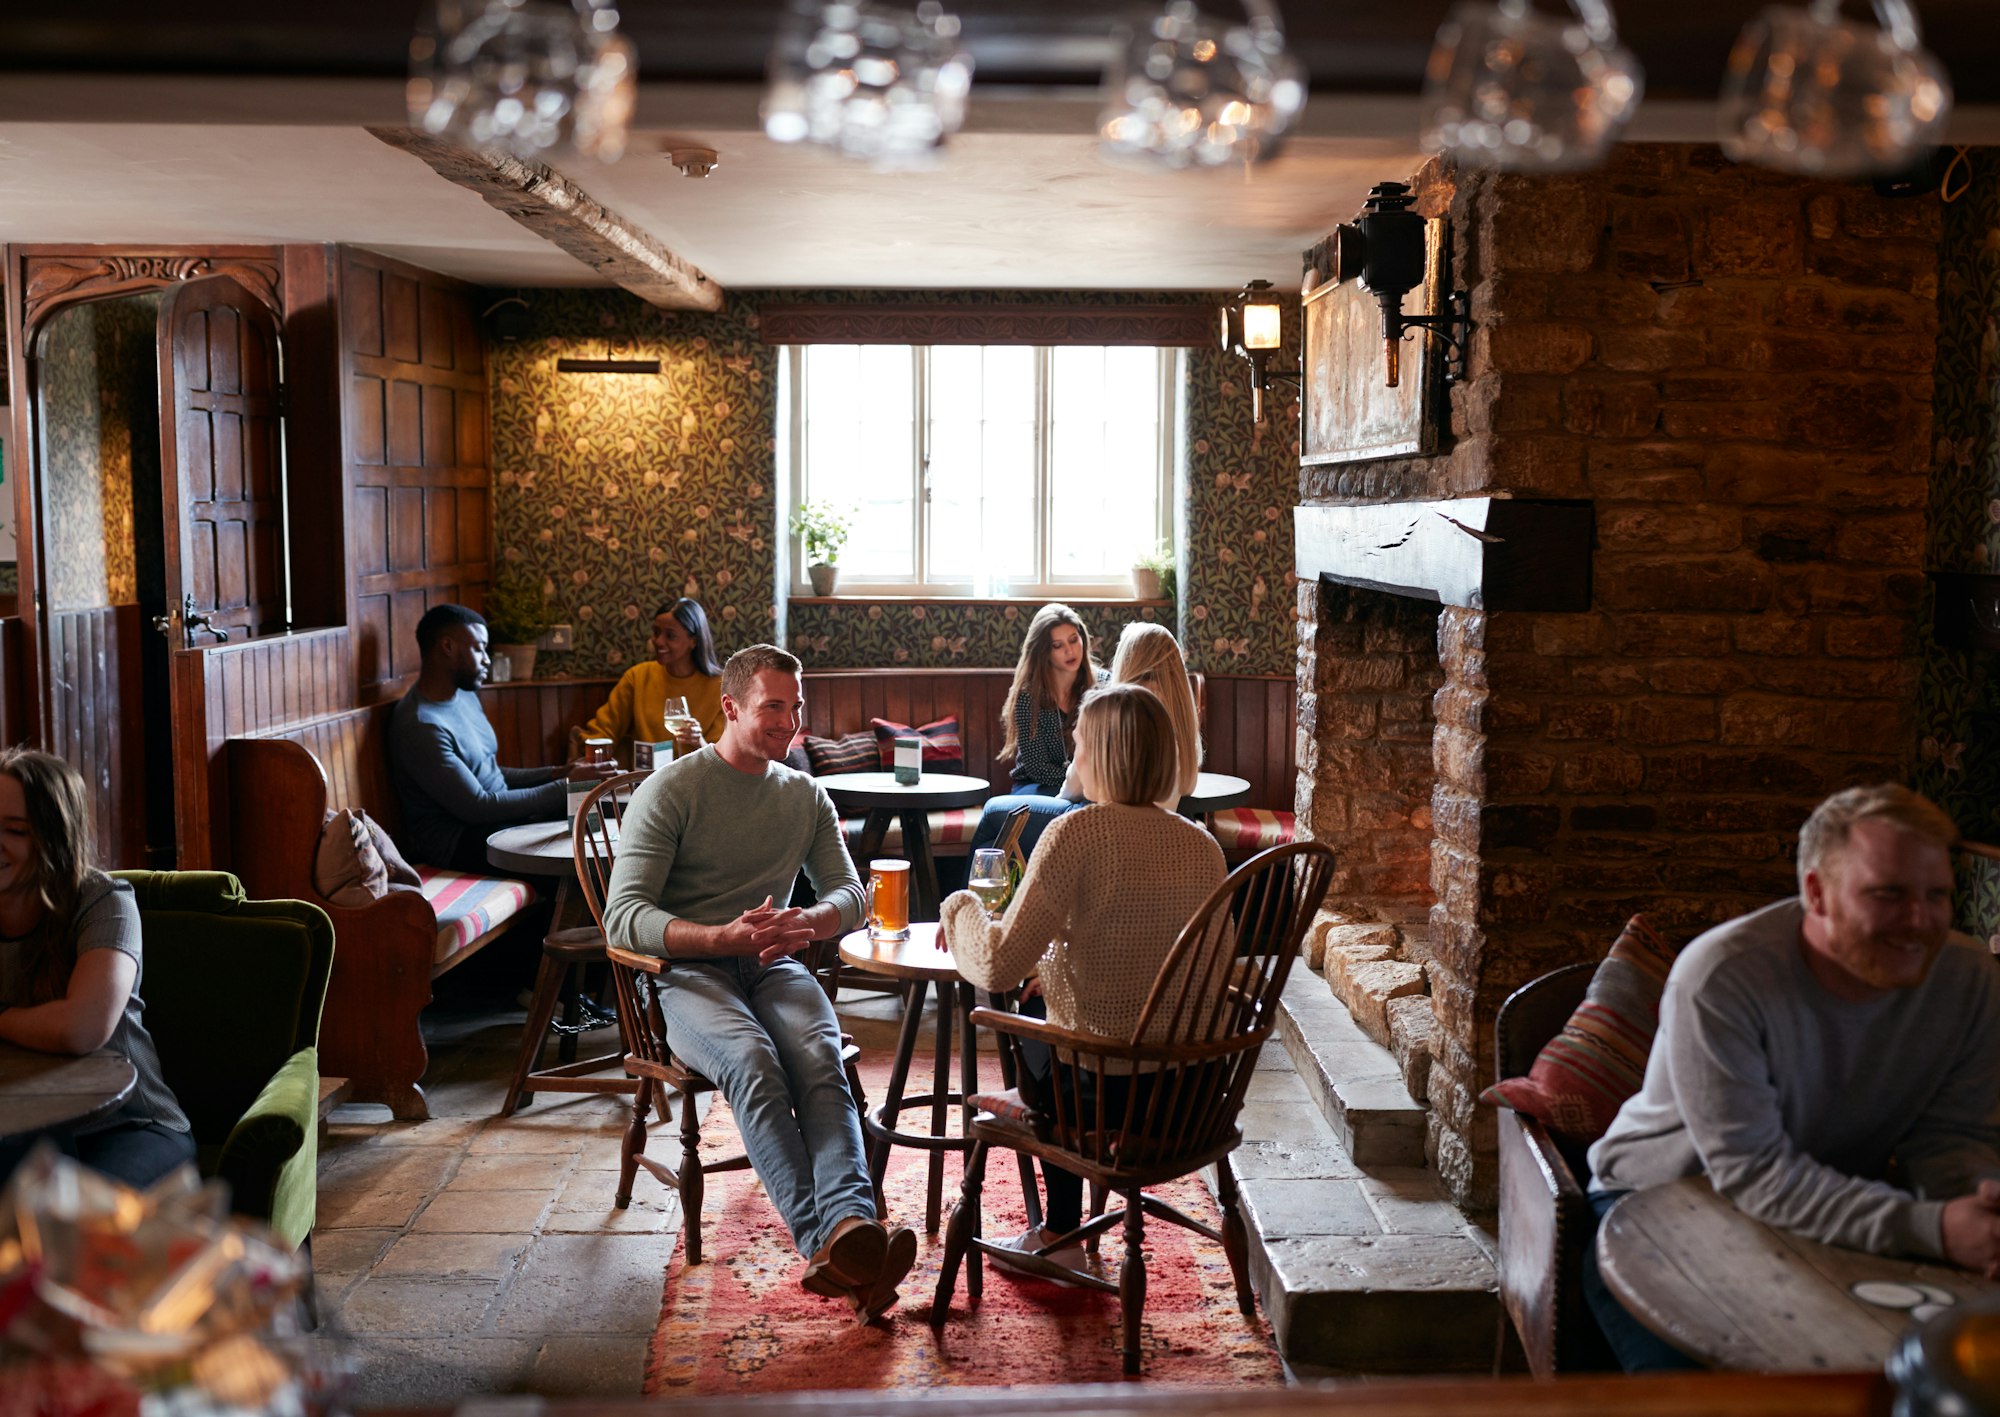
top-left (893, 735), bottom-right (923, 786)
top-left (633, 740), bottom-right (675, 771)
top-left (995, 804), bottom-right (1032, 902)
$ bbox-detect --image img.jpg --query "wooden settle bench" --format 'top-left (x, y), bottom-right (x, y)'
top-left (226, 701), bottom-right (539, 1121)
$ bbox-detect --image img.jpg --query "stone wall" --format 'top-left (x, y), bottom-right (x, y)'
top-left (1297, 145), bottom-right (1941, 1206)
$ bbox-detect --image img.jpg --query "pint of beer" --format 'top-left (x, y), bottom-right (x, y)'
top-left (866, 859), bottom-right (911, 941)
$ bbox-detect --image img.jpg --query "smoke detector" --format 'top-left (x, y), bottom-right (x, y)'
top-left (667, 146), bottom-right (720, 178)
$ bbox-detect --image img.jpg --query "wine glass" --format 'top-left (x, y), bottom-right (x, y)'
top-left (968, 848), bottom-right (1010, 919)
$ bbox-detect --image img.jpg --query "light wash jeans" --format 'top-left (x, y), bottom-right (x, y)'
top-left (656, 954), bottom-right (875, 1257)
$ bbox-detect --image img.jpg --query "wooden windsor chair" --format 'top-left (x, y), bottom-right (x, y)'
top-left (928, 839), bottom-right (1336, 1374)
top-left (571, 771), bottom-right (866, 1265)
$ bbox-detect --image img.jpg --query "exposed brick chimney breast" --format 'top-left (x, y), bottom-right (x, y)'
top-left (1293, 145), bottom-right (1939, 1207)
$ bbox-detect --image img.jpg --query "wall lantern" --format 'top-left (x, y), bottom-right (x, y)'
top-left (1219, 279), bottom-right (1300, 423)
top-left (1335, 180), bottom-right (1472, 389)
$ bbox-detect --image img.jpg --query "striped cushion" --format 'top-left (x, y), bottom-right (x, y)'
top-left (841, 807), bottom-right (984, 853)
top-left (417, 868), bottom-right (534, 966)
top-left (804, 730), bottom-right (879, 776)
top-left (870, 716), bottom-right (965, 774)
top-left (1208, 807), bottom-right (1297, 853)
top-left (1481, 915), bottom-right (1680, 1145)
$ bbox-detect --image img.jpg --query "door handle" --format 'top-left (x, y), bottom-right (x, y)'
top-left (162, 592), bottom-right (230, 646)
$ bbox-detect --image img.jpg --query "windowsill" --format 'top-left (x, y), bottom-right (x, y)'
top-left (790, 595), bottom-right (1174, 607)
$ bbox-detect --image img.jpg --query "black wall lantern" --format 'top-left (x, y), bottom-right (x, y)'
top-left (1329, 180), bottom-right (1472, 388)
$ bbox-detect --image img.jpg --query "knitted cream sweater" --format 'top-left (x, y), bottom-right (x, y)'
top-left (942, 802), bottom-right (1226, 1046)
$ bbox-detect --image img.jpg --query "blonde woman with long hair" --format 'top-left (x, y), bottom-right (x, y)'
top-left (1082, 622), bottom-right (1200, 808)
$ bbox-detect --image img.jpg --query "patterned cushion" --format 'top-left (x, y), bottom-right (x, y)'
top-left (804, 730), bottom-right (879, 776)
top-left (870, 715), bottom-right (965, 774)
top-left (841, 807), bottom-right (983, 853)
top-left (1481, 915), bottom-right (1680, 1145)
top-left (1209, 807), bottom-right (1297, 853)
top-left (418, 868), bottom-right (535, 966)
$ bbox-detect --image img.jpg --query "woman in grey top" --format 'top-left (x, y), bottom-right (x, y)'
top-left (0, 749), bottom-right (192, 1187)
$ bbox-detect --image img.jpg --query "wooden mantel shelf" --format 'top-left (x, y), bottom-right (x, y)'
top-left (1293, 498), bottom-right (1593, 612)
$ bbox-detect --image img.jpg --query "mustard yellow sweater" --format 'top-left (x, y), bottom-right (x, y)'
top-left (584, 663), bottom-right (725, 755)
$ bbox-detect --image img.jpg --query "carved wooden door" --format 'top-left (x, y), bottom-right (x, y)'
top-left (154, 274), bottom-right (289, 865)
top-left (156, 274), bottom-right (288, 648)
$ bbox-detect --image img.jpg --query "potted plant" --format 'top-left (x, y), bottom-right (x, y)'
top-left (791, 498), bottom-right (853, 595)
top-left (1131, 541), bottom-right (1176, 602)
top-left (482, 571), bottom-right (552, 682)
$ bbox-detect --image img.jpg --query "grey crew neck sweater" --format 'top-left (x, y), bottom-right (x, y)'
top-left (602, 747), bottom-right (864, 955)
top-left (1588, 897), bottom-right (2000, 1259)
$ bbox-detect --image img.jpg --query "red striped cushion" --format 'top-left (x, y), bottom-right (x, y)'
top-left (870, 716), bottom-right (965, 774)
top-left (1209, 807), bottom-right (1297, 852)
top-left (418, 868), bottom-right (535, 966)
top-left (840, 807), bottom-right (983, 852)
top-left (1480, 915), bottom-right (1680, 1144)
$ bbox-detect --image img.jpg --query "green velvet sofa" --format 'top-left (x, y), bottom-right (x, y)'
top-left (112, 870), bottom-right (333, 1251)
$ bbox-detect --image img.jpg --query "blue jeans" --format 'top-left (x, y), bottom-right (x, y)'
top-left (1582, 1188), bottom-right (1702, 1372)
top-left (657, 954), bottom-right (875, 1258)
top-left (970, 792), bottom-right (1081, 862)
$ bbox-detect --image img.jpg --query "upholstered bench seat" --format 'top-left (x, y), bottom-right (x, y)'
top-left (1208, 807), bottom-right (1297, 855)
top-left (419, 868), bottom-right (536, 966)
top-left (839, 807), bottom-right (984, 855)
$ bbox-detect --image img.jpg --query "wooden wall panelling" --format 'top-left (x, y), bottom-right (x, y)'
top-left (175, 626), bottom-right (352, 868)
top-left (46, 607), bottom-right (145, 868)
top-left (339, 247), bottom-right (490, 703)
top-left (279, 244), bottom-right (346, 629)
top-left (0, 616), bottom-right (26, 749)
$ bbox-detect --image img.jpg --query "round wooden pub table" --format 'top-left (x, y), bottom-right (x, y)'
top-left (1597, 1175), bottom-right (2000, 1370)
top-left (838, 922), bottom-right (1038, 1240)
top-left (818, 772), bottom-right (989, 922)
top-left (0, 1040), bottom-right (137, 1141)
top-left (487, 816), bottom-right (637, 1116)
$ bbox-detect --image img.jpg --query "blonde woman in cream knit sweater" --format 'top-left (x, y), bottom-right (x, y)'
top-left (942, 682), bottom-right (1225, 1275)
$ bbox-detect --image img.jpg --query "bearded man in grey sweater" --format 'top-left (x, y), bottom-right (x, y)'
top-left (1584, 783), bottom-right (2000, 1369)
top-left (603, 644), bottom-right (915, 1323)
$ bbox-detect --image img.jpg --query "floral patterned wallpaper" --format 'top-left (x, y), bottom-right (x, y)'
top-left (1912, 156), bottom-right (2000, 939)
top-left (487, 287), bottom-right (1300, 679)
top-left (39, 293), bottom-right (156, 610)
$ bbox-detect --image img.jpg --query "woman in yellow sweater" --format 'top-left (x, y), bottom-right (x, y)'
top-left (942, 682), bottom-right (1226, 1277)
top-left (582, 598), bottom-right (727, 761)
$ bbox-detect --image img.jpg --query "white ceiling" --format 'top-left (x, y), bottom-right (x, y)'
top-left (0, 76), bottom-right (1428, 291)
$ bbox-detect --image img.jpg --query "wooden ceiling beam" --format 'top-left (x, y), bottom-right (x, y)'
top-left (368, 127), bottom-right (723, 311)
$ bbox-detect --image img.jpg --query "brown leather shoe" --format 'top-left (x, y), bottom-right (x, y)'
top-left (849, 1225), bottom-right (917, 1324)
top-left (800, 1216), bottom-right (887, 1299)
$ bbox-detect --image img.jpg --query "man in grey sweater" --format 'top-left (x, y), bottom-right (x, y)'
top-left (1585, 783), bottom-right (2000, 1369)
top-left (603, 644), bottom-right (915, 1322)
top-left (391, 604), bottom-right (612, 871)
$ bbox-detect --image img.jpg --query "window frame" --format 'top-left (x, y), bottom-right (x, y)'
top-left (783, 343), bottom-right (1178, 599)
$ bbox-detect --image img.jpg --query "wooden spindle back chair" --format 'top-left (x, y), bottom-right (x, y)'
top-left (572, 771), bottom-right (865, 1265)
top-left (929, 839), bottom-right (1336, 1374)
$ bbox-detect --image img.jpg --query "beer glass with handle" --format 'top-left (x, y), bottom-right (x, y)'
top-left (865, 859), bottom-right (911, 942)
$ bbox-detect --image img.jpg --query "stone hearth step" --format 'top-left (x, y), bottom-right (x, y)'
top-left (1216, 1027), bottom-right (1499, 1371)
top-left (1275, 968), bottom-right (1428, 1168)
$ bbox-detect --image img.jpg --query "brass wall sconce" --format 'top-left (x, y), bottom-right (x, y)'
top-left (1326, 180), bottom-right (1472, 388)
top-left (1220, 278), bottom-right (1300, 423)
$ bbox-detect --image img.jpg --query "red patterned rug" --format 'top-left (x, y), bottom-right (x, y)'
top-left (644, 1062), bottom-right (1283, 1393)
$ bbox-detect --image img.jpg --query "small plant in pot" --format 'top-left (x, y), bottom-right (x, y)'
top-left (1131, 541), bottom-right (1176, 602)
top-left (482, 571), bottom-right (553, 682)
top-left (791, 498), bottom-right (853, 595)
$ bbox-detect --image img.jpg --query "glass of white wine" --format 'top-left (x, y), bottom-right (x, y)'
top-left (968, 848), bottom-right (1010, 919)
top-left (660, 695), bottom-right (696, 752)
